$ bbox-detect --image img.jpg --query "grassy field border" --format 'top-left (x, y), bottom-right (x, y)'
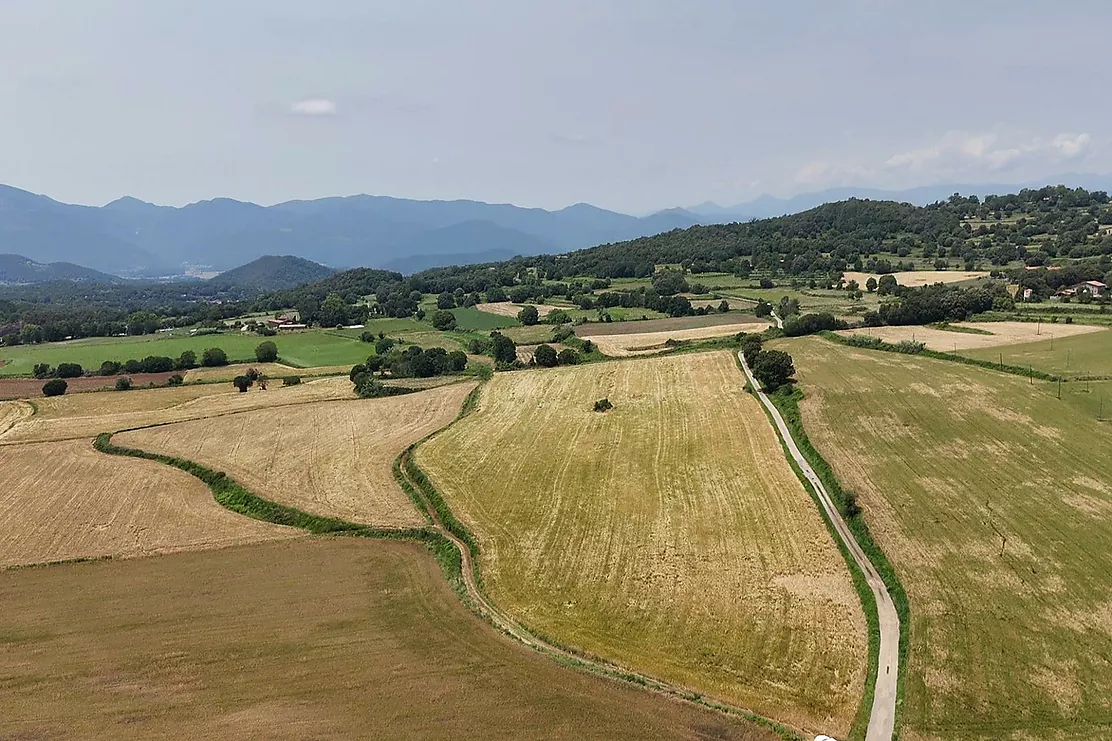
top-left (765, 385), bottom-right (911, 741)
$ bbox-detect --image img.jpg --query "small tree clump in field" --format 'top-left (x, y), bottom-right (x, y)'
top-left (557, 348), bottom-right (579, 365)
top-left (754, 300), bottom-right (773, 318)
top-left (232, 375), bottom-right (253, 393)
top-left (752, 349), bottom-right (795, 392)
top-left (32, 363), bottom-right (53, 379)
top-left (255, 340), bottom-right (278, 363)
top-left (55, 362), bottom-right (84, 379)
top-left (168, 374), bottom-right (184, 386)
top-left (431, 309), bottom-right (457, 331)
top-left (593, 398), bottom-right (613, 412)
top-left (283, 375), bottom-right (301, 386)
top-left (99, 360), bottom-right (122, 376)
top-left (42, 378), bottom-right (67, 397)
top-left (114, 376), bottom-right (133, 391)
top-left (718, 299), bottom-right (730, 313)
top-left (489, 332), bottom-right (517, 364)
top-left (201, 347), bottom-right (228, 367)
top-left (532, 344), bottom-right (559, 367)
top-left (176, 350), bottom-right (197, 370)
top-left (517, 305), bottom-right (540, 326)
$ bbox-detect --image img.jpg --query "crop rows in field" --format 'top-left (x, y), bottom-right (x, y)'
top-left (786, 336), bottom-right (1112, 740)
top-left (417, 352), bottom-right (867, 737)
top-left (116, 384), bottom-right (477, 528)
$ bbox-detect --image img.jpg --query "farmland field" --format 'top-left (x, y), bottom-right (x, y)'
top-left (841, 270), bottom-right (989, 287)
top-left (785, 336), bottom-right (1112, 740)
top-left (0, 439), bottom-right (295, 568)
top-left (116, 384), bottom-right (477, 528)
top-left (0, 538), bottom-right (778, 741)
top-left (0, 376), bottom-right (356, 444)
top-left (963, 327), bottom-right (1112, 378)
top-left (585, 322), bottom-right (770, 357)
top-left (475, 301), bottom-right (561, 318)
top-left (837, 322), bottom-right (1105, 353)
top-left (576, 312), bottom-right (763, 336)
top-left (0, 330), bottom-right (374, 377)
top-left (417, 352), bottom-right (868, 736)
top-left (182, 362), bottom-right (349, 383)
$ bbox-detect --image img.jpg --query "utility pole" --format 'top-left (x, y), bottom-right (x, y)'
top-left (1058, 378), bottom-right (1062, 400)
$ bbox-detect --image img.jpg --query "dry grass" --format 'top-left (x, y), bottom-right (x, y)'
top-left (0, 538), bottom-right (778, 741)
top-left (116, 384), bottom-right (477, 528)
top-left (837, 322), bottom-right (1105, 352)
top-left (475, 301), bottom-right (559, 318)
top-left (183, 362), bottom-right (349, 383)
top-left (0, 376), bottom-right (356, 445)
top-left (417, 353), bottom-right (867, 737)
top-left (0, 440), bottom-right (295, 568)
top-left (0, 400), bottom-right (33, 435)
top-left (786, 336), bottom-right (1112, 739)
top-left (588, 323), bottom-right (770, 357)
top-left (842, 270), bottom-right (989, 287)
top-left (577, 313), bottom-right (764, 336)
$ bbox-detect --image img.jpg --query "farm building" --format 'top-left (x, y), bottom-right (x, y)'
top-left (1054, 280), bottom-right (1107, 299)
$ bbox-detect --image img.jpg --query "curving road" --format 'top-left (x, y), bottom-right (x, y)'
top-left (738, 350), bottom-right (899, 741)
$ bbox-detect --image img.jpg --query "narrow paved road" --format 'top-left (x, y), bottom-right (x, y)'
top-left (738, 351), bottom-right (899, 741)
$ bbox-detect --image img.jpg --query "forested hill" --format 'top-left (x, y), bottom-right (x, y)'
top-left (0, 254), bottom-right (119, 285)
top-left (522, 186), bottom-right (1112, 279)
top-left (209, 255), bottom-right (335, 292)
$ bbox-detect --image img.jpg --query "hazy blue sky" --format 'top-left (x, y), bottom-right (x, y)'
top-left (1, 0), bottom-right (1108, 212)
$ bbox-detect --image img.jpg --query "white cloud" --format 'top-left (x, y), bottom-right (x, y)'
top-left (884, 130), bottom-right (1092, 175)
top-left (289, 98), bottom-right (337, 116)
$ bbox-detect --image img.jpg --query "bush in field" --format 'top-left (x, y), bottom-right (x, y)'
top-left (533, 344), bottom-right (559, 367)
top-left (518, 305), bottom-right (540, 326)
top-left (437, 292), bottom-right (456, 310)
top-left (42, 379), bottom-right (67, 397)
top-left (557, 348), bottom-right (580, 365)
top-left (782, 313), bottom-right (842, 337)
top-left (431, 309), bottom-right (457, 331)
top-left (752, 349), bottom-right (795, 391)
top-left (139, 356), bottom-right (174, 373)
top-left (176, 350), bottom-right (197, 370)
top-left (283, 375), bottom-right (302, 386)
top-left (202, 347), bottom-right (228, 367)
top-left (168, 374), bottom-right (184, 386)
top-left (123, 359), bottom-right (142, 374)
top-left (468, 337), bottom-right (491, 355)
top-left (99, 360), bottom-right (122, 376)
top-left (32, 363), bottom-right (53, 379)
top-left (375, 336), bottom-right (395, 355)
top-left (718, 299), bottom-right (730, 313)
top-left (754, 300), bottom-right (773, 318)
top-left (546, 309), bottom-right (571, 325)
top-left (593, 398), bottom-right (613, 412)
top-left (359, 330), bottom-right (375, 343)
top-left (55, 362), bottom-right (84, 378)
top-left (232, 375), bottom-right (253, 393)
top-left (115, 376), bottom-right (133, 391)
top-left (489, 332), bottom-right (517, 364)
top-left (255, 340), bottom-right (278, 363)
top-left (551, 325), bottom-right (575, 343)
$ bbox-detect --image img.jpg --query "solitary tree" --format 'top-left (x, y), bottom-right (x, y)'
top-left (752, 350), bottom-right (795, 391)
top-left (232, 375), bottom-right (253, 393)
top-left (489, 332), bottom-right (517, 364)
top-left (436, 292), bottom-right (456, 310)
top-left (533, 344), bottom-right (559, 367)
top-left (55, 363), bottom-right (83, 378)
top-left (718, 299), bottom-right (730, 313)
top-left (431, 309), bottom-right (457, 331)
top-left (865, 276), bottom-right (878, 293)
top-left (42, 378), bottom-right (68, 397)
top-left (518, 305), bottom-right (540, 326)
top-left (255, 340), bottom-right (279, 363)
top-left (201, 347), bottom-right (228, 367)
top-left (115, 376), bottom-right (133, 391)
top-left (32, 363), bottom-right (53, 379)
top-left (177, 350), bottom-right (197, 370)
top-left (877, 274), bottom-right (899, 295)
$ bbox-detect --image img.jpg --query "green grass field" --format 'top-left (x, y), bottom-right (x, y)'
top-left (963, 328), bottom-right (1112, 379)
top-left (0, 331), bottom-right (375, 376)
top-left (448, 306), bottom-right (518, 331)
top-left (417, 352), bottom-right (868, 737)
top-left (785, 336), bottom-right (1112, 740)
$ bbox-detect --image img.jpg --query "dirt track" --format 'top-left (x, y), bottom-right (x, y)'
top-left (738, 350), bottom-right (898, 741)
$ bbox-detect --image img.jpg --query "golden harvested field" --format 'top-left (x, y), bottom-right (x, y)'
top-left (116, 384), bottom-right (477, 528)
top-left (476, 301), bottom-right (559, 318)
top-left (577, 312), bottom-right (763, 336)
top-left (0, 400), bottom-right (32, 434)
top-left (786, 337), bottom-right (1112, 740)
top-left (417, 353), bottom-right (867, 736)
top-left (0, 440), bottom-right (295, 568)
top-left (842, 270), bottom-right (989, 287)
top-left (182, 362), bottom-right (349, 383)
top-left (0, 538), bottom-right (778, 741)
top-left (588, 322), bottom-right (770, 357)
top-left (837, 321), bottom-right (1105, 352)
top-left (0, 376), bottom-right (356, 445)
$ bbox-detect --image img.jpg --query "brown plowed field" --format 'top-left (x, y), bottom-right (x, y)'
top-left (417, 352), bottom-right (867, 737)
top-left (0, 440), bottom-right (295, 568)
top-left (116, 383), bottom-right (477, 528)
top-left (0, 538), bottom-right (778, 741)
top-left (0, 376), bottom-right (356, 445)
top-left (0, 372), bottom-right (179, 400)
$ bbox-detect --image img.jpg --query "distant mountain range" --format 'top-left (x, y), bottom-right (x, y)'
top-left (0, 185), bottom-right (699, 277)
top-left (686, 174), bottom-right (1112, 222)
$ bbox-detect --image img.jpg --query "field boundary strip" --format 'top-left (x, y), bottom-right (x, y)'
top-left (93, 394), bottom-right (804, 741)
top-left (755, 375), bottom-right (911, 741)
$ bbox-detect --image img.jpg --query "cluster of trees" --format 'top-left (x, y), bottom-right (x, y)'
top-left (350, 344), bottom-right (468, 383)
top-left (30, 346), bottom-right (237, 381)
top-left (741, 336), bottom-right (795, 391)
top-left (531, 344), bottom-right (579, 367)
top-left (866, 283), bottom-right (1011, 326)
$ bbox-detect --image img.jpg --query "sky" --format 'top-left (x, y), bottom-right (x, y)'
top-left (1, 0), bottom-right (1109, 213)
